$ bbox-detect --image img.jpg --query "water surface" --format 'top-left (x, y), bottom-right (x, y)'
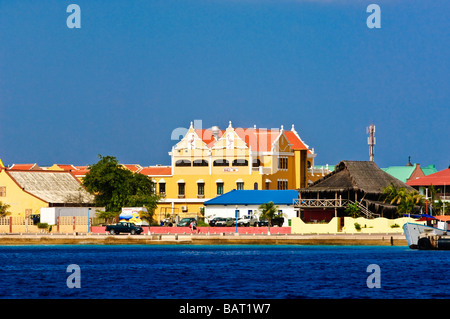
top-left (0, 245), bottom-right (448, 299)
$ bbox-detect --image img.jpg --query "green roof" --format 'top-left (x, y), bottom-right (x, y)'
top-left (381, 164), bottom-right (437, 183)
top-left (421, 164), bottom-right (438, 176)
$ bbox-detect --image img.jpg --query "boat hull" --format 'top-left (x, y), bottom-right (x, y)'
top-left (403, 223), bottom-right (448, 249)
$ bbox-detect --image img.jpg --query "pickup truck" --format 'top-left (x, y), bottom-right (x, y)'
top-left (236, 215), bottom-right (259, 227)
top-left (106, 222), bottom-right (143, 235)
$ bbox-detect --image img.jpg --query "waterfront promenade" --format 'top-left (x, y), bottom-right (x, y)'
top-left (0, 232), bottom-right (407, 246)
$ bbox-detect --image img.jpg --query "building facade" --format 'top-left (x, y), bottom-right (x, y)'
top-left (144, 121), bottom-right (315, 222)
top-left (204, 189), bottom-right (299, 227)
top-left (0, 167), bottom-right (94, 217)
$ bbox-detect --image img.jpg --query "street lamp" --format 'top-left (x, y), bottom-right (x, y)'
top-left (235, 205), bottom-right (239, 233)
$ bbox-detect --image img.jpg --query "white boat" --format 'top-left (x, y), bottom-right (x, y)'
top-left (403, 222), bottom-right (448, 249)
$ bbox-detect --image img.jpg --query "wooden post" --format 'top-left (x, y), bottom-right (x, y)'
top-left (73, 216), bottom-right (76, 231)
top-left (9, 216), bottom-right (12, 233)
top-left (335, 192), bottom-right (337, 217)
top-left (57, 216), bottom-right (60, 233)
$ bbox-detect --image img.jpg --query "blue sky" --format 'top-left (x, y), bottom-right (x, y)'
top-left (0, 0), bottom-right (449, 170)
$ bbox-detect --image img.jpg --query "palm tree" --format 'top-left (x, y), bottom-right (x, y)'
top-left (397, 191), bottom-right (424, 216)
top-left (381, 184), bottom-right (407, 205)
top-left (381, 184), bottom-right (424, 217)
top-left (0, 201), bottom-right (11, 218)
top-left (258, 201), bottom-right (279, 233)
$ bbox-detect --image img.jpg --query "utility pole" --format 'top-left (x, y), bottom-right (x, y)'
top-left (367, 124), bottom-right (376, 162)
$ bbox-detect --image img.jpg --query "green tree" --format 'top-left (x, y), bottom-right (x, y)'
top-left (258, 201), bottom-right (280, 232)
top-left (397, 191), bottom-right (424, 216)
top-left (345, 201), bottom-right (361, 218)
top-left (381, 184), bottom-right (424, 217)
top-left (139, 204), bottom-right (158, 230)
top-left (0, 201), bottom-right (11, 218)
top-left (82, 155), bottom-right (160, 216)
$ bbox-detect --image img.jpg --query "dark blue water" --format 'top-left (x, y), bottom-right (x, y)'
top-left (0, 245), bottom-right (449, 299)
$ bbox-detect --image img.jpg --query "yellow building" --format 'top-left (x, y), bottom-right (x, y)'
top-left (141, 121), bottom-right (316, 222)
top-left (0, 165), bottom-right (94, 217)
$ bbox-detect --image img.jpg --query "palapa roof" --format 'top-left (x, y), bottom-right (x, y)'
top-left (6, 170), bottom-right (94, 204)
top-left (299, 160), bottom-right (416, 195)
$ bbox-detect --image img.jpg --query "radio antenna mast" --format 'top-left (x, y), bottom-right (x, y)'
top-left (367, 124), bottom-right (375, 162)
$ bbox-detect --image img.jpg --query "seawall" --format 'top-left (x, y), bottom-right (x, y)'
top-left (0, 233), bottom-right (407, 246)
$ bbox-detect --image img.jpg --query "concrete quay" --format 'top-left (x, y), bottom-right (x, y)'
top-left (0, 232), bottom-right (407, 246)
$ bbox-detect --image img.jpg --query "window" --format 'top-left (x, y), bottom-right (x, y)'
top-left (278, 157), bottom-right (288, 170)
top-left (159, 183), bottom-right (166, 195)
top-left (198, 183), bottom-right (205, 196)
top-left (213, 159), bottom-right (229, 167)
top-left (0, 187), bottom-right (5, 197)
top-left (217, 182), bottom-right (224, 195)
top-left (232, 159), bottom-right (248, 166)
top-left (178, 183), bottom-right (185, 197)
top-left (254, 182), bottom-right (258, 190)
top-left (265, 181), bottom-right (270, 190)
top-left (252, 159), bottom-right (261, 167)
top-left (277, 180), bottom-right (288, 190)
top-left (236, 182), bottom-right (244, 190)
top-left (193, 159), bottom-right (208, 166)
top-left (175, 159), bottom-right (191, 167)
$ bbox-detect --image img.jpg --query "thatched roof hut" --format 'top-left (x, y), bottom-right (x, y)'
top-left (298, 160), bottom-right (417, 218)
top-left (300, 160), bottom-right (415, 196)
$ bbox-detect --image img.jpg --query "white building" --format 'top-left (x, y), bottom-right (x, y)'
top-left (203, 189), bottom-right (298, 226)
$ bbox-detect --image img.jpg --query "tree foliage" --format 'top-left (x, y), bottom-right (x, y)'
top-left (381, 183), bottom-right (424, 217)
top-left (345, 201), bottom-right (361, 218)
top-left (258, 201), bottom-right (280, 228)
top-left (82, 155), bottom-right (160, 214)
top-left (0, 201), bottom-right (11, 218)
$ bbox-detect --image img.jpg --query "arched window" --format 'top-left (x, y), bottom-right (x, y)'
top-left (193, 159), bottom-right (208, 166)
top-left (213, 159), bottom-right (229, 166)
top-left (232, 159), bottom-right (248, 166)
top-left (252, 159), bottom-right (261, 167)
top-left (175, 159), bottom-right (191, 167)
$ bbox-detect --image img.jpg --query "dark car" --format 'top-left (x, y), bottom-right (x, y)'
top-left (208, 217), bottom-right (223, 227)
top-left (257, 219), bottom-right (268, 227)
top-left (105, 222), bottom-right (143, 235)
top-left (258, 217), bottom-right (284, 227)
top-left (177, 218), bottom-right (196, 227)
top-left (215, 218), bottom-right (234, 227)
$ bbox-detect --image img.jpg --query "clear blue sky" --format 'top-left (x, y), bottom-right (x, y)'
top-left (0, 0), bottom-right (449, 170)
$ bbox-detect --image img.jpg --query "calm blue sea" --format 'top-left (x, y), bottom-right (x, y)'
top-left (0, 245), bottom-right (449, 299)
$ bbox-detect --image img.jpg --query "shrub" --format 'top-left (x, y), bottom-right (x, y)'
top-left (354, 223), bottom-right (361, 231)
top-left (37, 223), bottom-right (49, 229)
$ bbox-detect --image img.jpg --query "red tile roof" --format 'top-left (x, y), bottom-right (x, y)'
top-left (195, 127), bottom-right (310, 153)
top-left (406, 168), bottom-right (450, 186)
top-left (139, 166), bottom-right (172, 176)
top-left (122, 164), bottom-right (143, 172)
top-left (9, 163), bottom-right (41, 170)
top-left (55, 164), bottom-right (78, 171)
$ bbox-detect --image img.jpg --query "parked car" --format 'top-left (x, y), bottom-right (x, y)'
top-left (258, 217), bottom-right (284, 227)
top-left (236, 215), bottom-right (259, 227)
top-left (257, 219), bottom-right (268, 227)
top-left (208, 217), bottom-right (223, 227)
top-left (106, 222), bottom-right (143, 235)
top-left (177, 218), bottom-right (196, 227)
top-left (215, 217), bottom-right (234, 227)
